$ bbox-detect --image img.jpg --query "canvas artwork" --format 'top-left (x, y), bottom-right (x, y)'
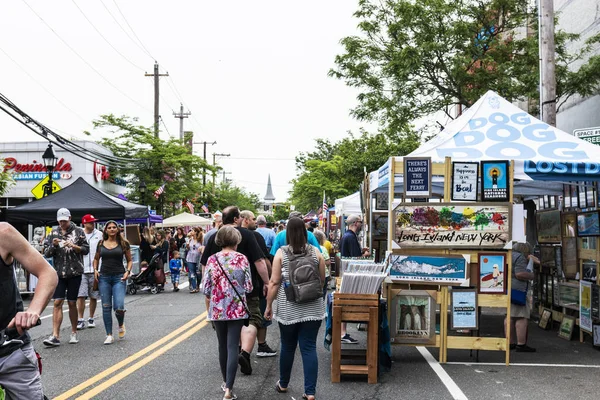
top-left (481, 161), bottom-right (509, 202)
top-left (577, 211), bottom-right (600, 237)
top-left (580, 280), bottom-right (593, 333)
top-left (477, 253), bottom-right (506, 294)
top-left (536, 210), bottom-right (561, 243)
top-left (388, 254), bottom-right (468, 284)
top-left (395, 203), bottom-right (510, 249)
top-left (390, 290), bottom-right (436, 345)
top-left (592, 284), bottom-right (600, 321)
top-left (538, 308), bottom-right (552, 330)
top-left (558, 283), bottom-right (579, 311)
top-left (558, 315), bottom-right (576, 340)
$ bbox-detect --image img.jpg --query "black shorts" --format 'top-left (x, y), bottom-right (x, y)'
top-left (52, 275), bottom-right (82, 302)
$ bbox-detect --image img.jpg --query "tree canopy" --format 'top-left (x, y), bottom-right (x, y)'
top-left (329, 0), bottom-right (600, 134)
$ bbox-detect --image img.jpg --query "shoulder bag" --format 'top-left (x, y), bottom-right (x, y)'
top-left (214, 255), bottom-right (251, 327)
top-left (510, 254), bottom-right (528, 306)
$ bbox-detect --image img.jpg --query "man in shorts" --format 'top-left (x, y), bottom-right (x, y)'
top-left (77, 214), bottom-right (102, 330)
top-left (43, 208), bottom-right (89, 346)
top-left (0, 222), bottom-right (58, 399)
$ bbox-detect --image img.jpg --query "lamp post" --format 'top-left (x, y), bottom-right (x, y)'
top-left (42, 143), bottom-right (58, 197)
top-left (138, 180), bottom-right (147, 205)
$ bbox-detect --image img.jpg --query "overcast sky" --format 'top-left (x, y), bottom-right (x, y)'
top-left (0, 0), bottom-right (372, 203)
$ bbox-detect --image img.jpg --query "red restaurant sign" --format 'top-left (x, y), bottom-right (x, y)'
top-left (3, 157), bottom-right (72, 173)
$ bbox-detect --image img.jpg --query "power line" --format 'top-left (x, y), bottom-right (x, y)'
top-left (21, 0), bottom-right (152, 114)
top-left (160, 116), bottom-right (172, 138)
top-left (70, 0), bottom-right (145, 72)
top-left (227, 157), bottom-right (296, 161)
top-left (112, 0), bottom-right (155, 60)
top-left (99, 0), bottom-right (153, 62)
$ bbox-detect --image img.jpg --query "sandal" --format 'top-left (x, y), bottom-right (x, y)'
top-left (275, 381), bottom-right (288, 393)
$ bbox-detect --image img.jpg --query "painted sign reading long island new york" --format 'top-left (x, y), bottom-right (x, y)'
top-left (395, 203), bottom-right (510, 248)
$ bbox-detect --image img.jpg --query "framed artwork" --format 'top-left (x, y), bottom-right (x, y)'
top-left (579, 186), bottom-right (588, 209)
top-left (375, 193), bottom-right (389, 211)
top-left (389, 254), bottom-right (468, 285)
top-left (580, 280), bottom-right (593, 333)
top-left (592, 284), bottom-right (599, 320)
top-left (558, 282), bottom-right (579, 310)
top-left (477, 252), bottom-right (506, 294)
top-left (390, 290), bottom-right (436, 345)
top-left (480, 160), bottom-right (509, 202)
top-left (451, 162), bottom-right (478, 201)
top-left (577, 211), bottom-right (600, 237)
top-left (563, 185), bottom-right (572, 209)
top-left (538, 308), bottom-right (552, 330)
top-left (562, 213), bottom-right (577, 238)
top-left (403, 157), bottom-right (432, 198)
top-left (562, 237), bottom-right (578, 278)
top-left (451, 289), bottom-right (478, 330)
top-left (373, 215), bottom-right (389, 236)
top-left (536, 210), bottom-right (562, 243)
top-left (582, 260), bottom-right (598, 283)
top-left (395, 203), bottom-right (511, 249)
top-left (585, 183), bottom-right (596, 208)
top-left (558, 315), bottom-right (576, 340)
top-left (594, 324), bottom-right (600, 347)
top-left (539, 245), bottom-right (555, 274)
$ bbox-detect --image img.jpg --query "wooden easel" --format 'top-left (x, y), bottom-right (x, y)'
top-left (331, 293), bottom-right (379, 384)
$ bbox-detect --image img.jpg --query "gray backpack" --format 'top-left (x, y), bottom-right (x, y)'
top-left (282, 245), bottom-right (322, 303)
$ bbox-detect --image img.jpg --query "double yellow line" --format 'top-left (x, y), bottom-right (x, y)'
top-left (55, 312), bottom-right (208, 400)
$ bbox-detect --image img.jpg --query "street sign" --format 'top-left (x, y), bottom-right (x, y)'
top-left (31, 176), bottom-right (62, 199)
top-left (573, 126), bottom-right (600, 145)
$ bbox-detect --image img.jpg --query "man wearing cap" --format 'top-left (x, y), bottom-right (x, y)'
top-left (43, 208), bottom-right (89, 347)
top-left (269, 211), bottom-right (320, 256)
top-left (76, 214), bottom-right (102, 330)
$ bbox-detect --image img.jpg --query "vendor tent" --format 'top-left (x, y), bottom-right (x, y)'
top-left (7, 177), bottom-right (148, 225)
top-left (335, 192), bottom-right (362, 216)
top-left (158, 212), bottom-right (212, 227)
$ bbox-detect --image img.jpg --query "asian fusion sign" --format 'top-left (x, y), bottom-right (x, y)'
top-left (395, 203), bottom-right (510, 248)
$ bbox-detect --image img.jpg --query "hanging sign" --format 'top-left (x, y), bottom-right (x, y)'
top-left (404, 157), bottom-right (431, 198)
top-left (481, 160), bottom-right (509, 201)
top-left (451, 162), bottom-right (479, 201)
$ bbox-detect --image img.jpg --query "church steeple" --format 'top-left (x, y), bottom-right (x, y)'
top-left (264, 174), bottom-right (275, 202)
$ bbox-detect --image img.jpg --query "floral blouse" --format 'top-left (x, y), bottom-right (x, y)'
top-left (203, 251), bottom-right (253, 321)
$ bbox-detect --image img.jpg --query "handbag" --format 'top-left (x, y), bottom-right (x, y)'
top-left (214, 256), bottom-right (251, 327)
top-left (511, 281), bottom-right (528, 306)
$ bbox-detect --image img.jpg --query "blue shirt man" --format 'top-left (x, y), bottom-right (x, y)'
top-left (269, 211), bottom-right (320, 256)
top-left (256, 215), bottom-right (276, 251)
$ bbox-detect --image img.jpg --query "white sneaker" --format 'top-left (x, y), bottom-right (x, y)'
top-left (87, 318), bottom-right (96, 328)
top-left (104, 335), bottom-right (114, 345)
top-left (69, 332), bottom-right (79, 344)
top-left (76, 320), bottom-right (86, 330)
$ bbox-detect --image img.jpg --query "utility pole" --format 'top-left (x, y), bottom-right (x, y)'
top-left (145, 62), bottom-right (169, 138)
top-left (212, 153), bottom-right (230, 193)
top-left (173, 103), bottom-right (191, 141)
top-left (539, 0), bottom-right (556, 126)
top-left (222, 170), bottom-right (232, 184)
top-left (193, 141), bottom-right (217, 188)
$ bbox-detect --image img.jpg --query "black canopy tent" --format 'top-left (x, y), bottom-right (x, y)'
top-left (7, 177), bottom-right (148, 225)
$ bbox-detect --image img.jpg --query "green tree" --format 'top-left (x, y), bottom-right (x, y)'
top-left (93, 115), bottom-right (213, 216)
top-left (0, 161), bottom-right (15, 196)
top-left (206, 181), bottom-right (261, 214)
top-left (329, 0), bottom-right (600, 133)
top-left (273, 202), bottom-right (292, 221)
top-left (290, 130), bottom-right (419, 212)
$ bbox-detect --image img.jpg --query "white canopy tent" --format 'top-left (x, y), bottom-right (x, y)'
top-left (334, 192), bottom-right (362, 217)
top-left (157, 212), bottom-right (212, 228)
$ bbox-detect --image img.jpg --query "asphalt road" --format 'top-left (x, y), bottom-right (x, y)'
top-left (22, 279), bottom-right (600, 400)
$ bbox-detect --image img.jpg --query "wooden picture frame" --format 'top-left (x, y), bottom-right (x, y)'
top-left (480, 160), bottom-right (509, 202)
top-left (451, 289), bottom-right (478, 330)
top-left (477, 252), bottom-right (507, 294)
top-left (451, 162), bottom-right (478, 201)
top-left (536, 210), bottom-right (562, 243)
top-left (390, 290), bottom-right (436, 345)
top-left (538, 308), bottom-right (552, 330)
top-left (577, 211), bottom-right (600, 237)
top-left (375, 193), bottom-right (389, 211)
top-left (558, 315), bottom-right (576, 340)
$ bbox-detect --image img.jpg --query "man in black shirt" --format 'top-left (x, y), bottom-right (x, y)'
top-left (201, 206), bottom-right (269, 375)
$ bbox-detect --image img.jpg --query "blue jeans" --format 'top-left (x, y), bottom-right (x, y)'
top-left (186, 262), bottom-right (197, 290)
top-left (278, 320), bottom-right (322, 396)
top-left (99, 274), bottom-right (126, 335)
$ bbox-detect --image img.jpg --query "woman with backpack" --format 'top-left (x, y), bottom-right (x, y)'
top-left (264, 217), bottom-right (326, 400)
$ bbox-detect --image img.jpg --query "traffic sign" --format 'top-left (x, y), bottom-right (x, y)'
top-left (31, 176), bottom-right (62, 199)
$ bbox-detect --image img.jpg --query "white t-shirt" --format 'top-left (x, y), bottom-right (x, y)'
top-left (83, 229), bottom-right (103, 274)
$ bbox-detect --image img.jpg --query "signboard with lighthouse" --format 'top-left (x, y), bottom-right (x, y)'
top-left (481, 160), bottom-right (509, 202)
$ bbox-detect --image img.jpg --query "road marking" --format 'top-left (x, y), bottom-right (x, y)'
top-left (40, 301), bottom-right (89, 320)
top-left (416, 346), bottom-right (468, 400)
top-left (75, 318), bottom-right (210, 399)
top-left (446, 362), bottom-right (600, 368)
top-left (54, 311), bottom-right (207, 400)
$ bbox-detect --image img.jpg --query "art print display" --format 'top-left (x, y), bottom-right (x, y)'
top-left (577, 211), bottom-right (600, 237)
top-left (375, 193), bottom-right (389, 211)
top-left (594, 324), bottom-right (600, 347)
top-left (580, 280), bottom-right (593, 332)
top-left (477, 253), bottom-right (506, 294)
top-left (390, 290), bottom-right (436, 345)
top-left (536, 210), bottom-right (561, 243)
top-left (582, 260), bottom-right (598, 283)
top-left (558, 315), bottom-right (576, 340)
top-left (558, 282), bottom-right (579, 310)
top-left (480, 160), bottom-right (509, 202)
top-left (451, 289), bottom-right (478, 330)
top-left (395, 203), bottom-right (510, 249)
top-left (539, 246), bottom-right (555, 274)
top-left (592, 284), bottom-right (600, 320)
top-left (562, 237), bottom-right (578, 278)
top-left (403, 157), bottom-right (432, 198)
top-left (562, 213), bottom-right (576, 238)
top-left (388, 254), bottom-right (468, 284)
top-left (451, 162), bottom-right (478, 201)
top-left (538, 308), bottom-right (552, 330)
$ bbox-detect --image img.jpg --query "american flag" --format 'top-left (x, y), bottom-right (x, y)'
top-left (153, 184), bottom-right (165, 199)
top-left (182, 199), bottom-right (195, 214)
top-left (201, 204), bottom-right (209, 213)
top-left (322, 191), bottom-right (328, 214)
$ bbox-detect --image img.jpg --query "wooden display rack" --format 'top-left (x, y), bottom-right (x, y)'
top-left (331, 293), bottom-right (379, 384)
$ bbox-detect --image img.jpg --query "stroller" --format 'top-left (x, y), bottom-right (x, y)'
top-left (127, 253), bottom-right (166, 295)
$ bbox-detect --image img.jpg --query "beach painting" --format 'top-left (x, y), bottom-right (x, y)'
top-left (389, 254), bottom-right (468, 285)
top-left (477, 252), bottom-right (506, 294)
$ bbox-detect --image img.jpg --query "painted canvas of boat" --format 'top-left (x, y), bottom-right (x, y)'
top-left (389, 255), bottom-right (468, 284)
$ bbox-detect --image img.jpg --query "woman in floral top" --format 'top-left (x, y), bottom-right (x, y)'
top-left (203, 225), bottom-right (252, 400)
